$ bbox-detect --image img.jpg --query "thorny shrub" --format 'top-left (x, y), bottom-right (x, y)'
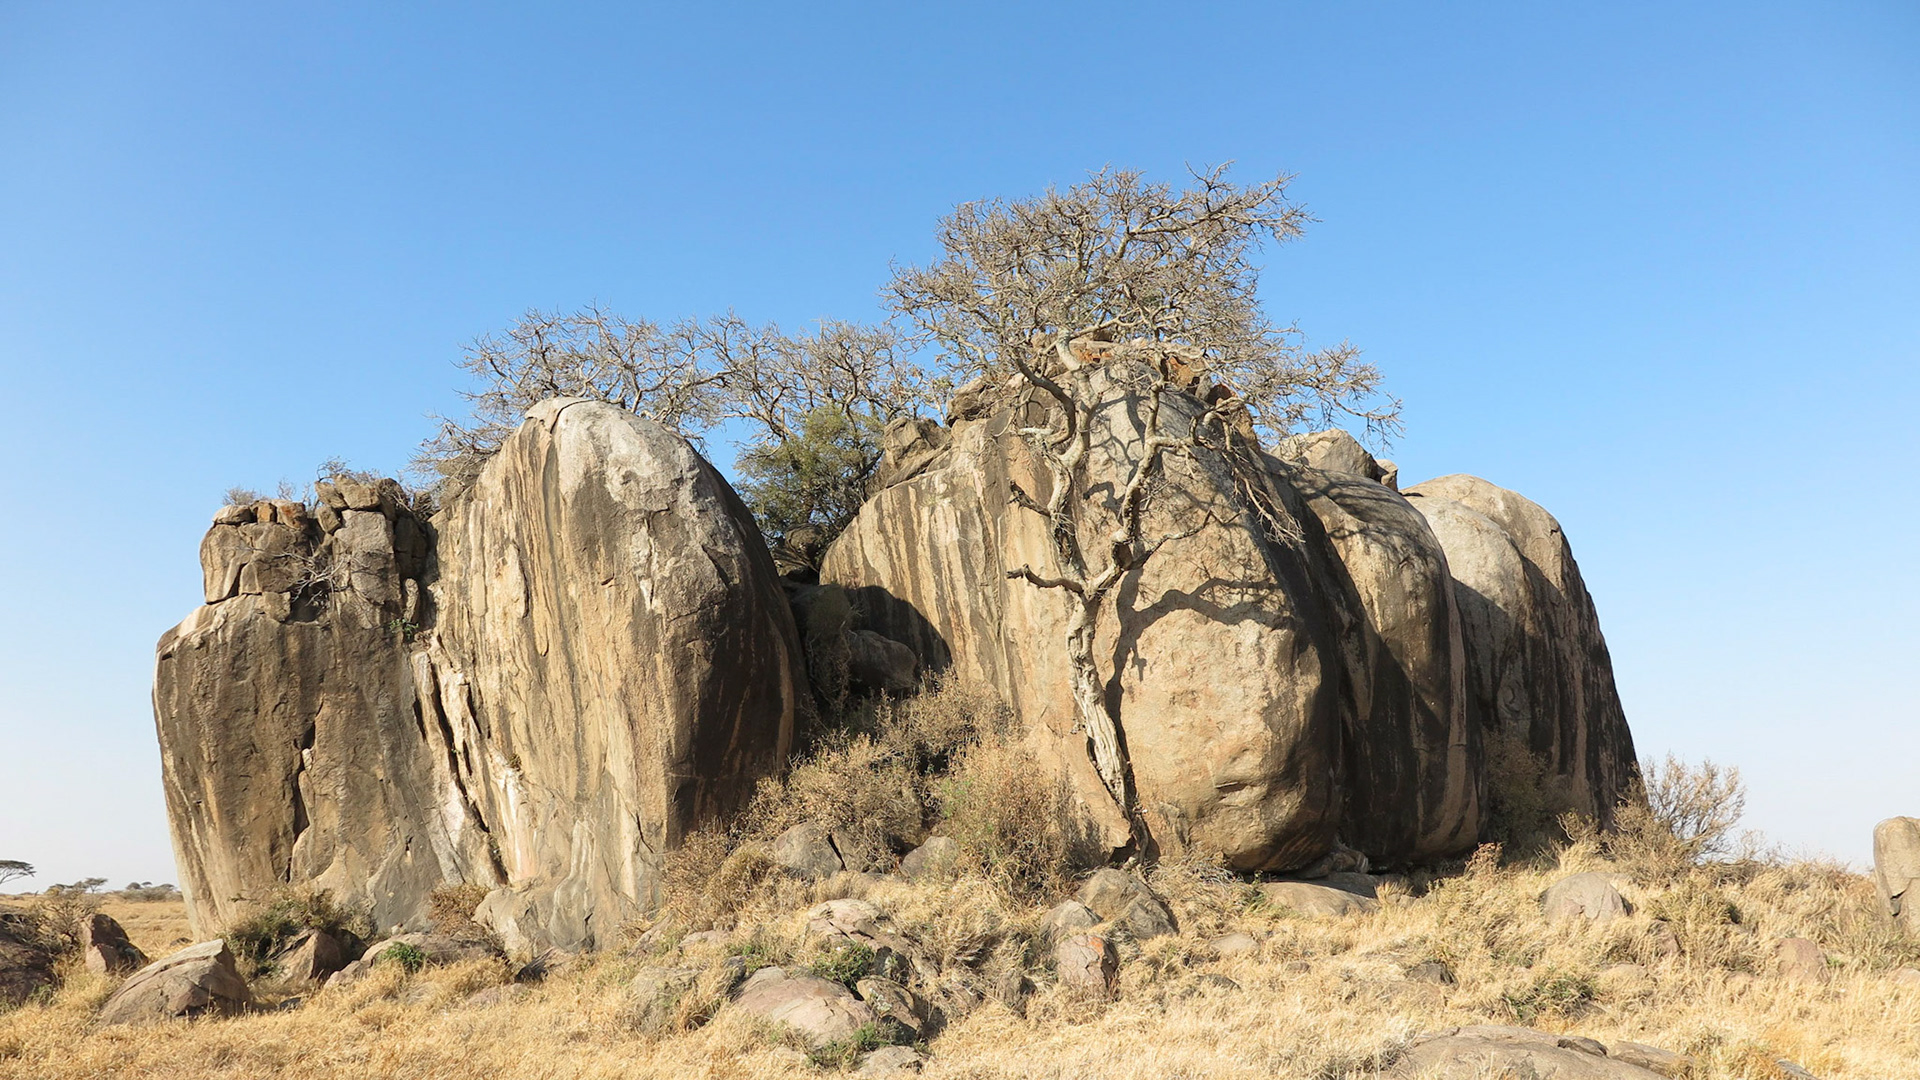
top-left (223, 887), bottom-right (373, 980)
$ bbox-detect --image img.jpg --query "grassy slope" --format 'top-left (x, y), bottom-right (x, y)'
top-left (3, 851), bottom-right (1917, 1080)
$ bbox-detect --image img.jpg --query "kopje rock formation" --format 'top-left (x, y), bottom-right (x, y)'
top-left (154, 362), bottom-right (1637, 950)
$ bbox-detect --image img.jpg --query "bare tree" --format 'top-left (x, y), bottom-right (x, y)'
top-left (887, 165), bottom-right (1395, 834)
top-left (419, 306), bottom-right (944, 559)
top-left (887, 164), bottom-right (1399, 444)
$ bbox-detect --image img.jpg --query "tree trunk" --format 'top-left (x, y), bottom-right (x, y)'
top-left (1066, 593), bottom-right (1127, 806)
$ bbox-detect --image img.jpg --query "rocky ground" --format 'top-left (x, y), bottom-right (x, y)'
top-left (3, 846), bottom-right (1917, 1080)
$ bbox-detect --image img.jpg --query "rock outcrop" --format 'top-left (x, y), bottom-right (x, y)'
top-left (823, 365), bottom-right (1532, 870)
top-left (1405, 474), bottom-right (1636, 825)
top-left (0, 911), bottom-right (56, 1007)
top-left (1873, 816), bottom-right (1920, 934)
top-left (155, 399), bottom-right (809, 949)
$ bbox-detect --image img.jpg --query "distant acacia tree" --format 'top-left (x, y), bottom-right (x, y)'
top-left (886, 164), bottom-right (1398, 830)
top-left (0, 860), bottom-right (31, 887)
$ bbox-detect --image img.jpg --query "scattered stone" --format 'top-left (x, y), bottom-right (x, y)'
top-left (854, 976), bottom-right (928, 1037)
top-left (1405, 960), bottom-right (1456, 985)
top-left (1393, 1026), bottom-right (1666, 1078)
top-left (1054, 933), bottom-right (1119, 998)
top-left (775, 822), bottom-right (847, 881)
top-left (1542, 872), bottom-right (1630, 923)
top-left (271, 928), bottom-right (348, 984)
top-left (1282, 960), bottom-right (1313, 974)
top-left (1873, 816), bottom-right (1920, 935)
top-left (899, 837), bottom-right (961, 882)
top-left (994, 968), bottom-right (1033, 1016)
top-left (1610, 1041), bottom-right (1693, 1077)
top-left (1257, 880), bottom-right (1380, 917)
top-left (626, 965), bottom-right (703, 1032)
top-left (1076, 868), bottom-right (1177, 938)
top-left (1040, 900), bottom-right (1099, 944)
top-left (734, 967), bottom-right (881, 1049)
top-left (1208, 932), bottom-right (1260, 960)
top-left (1776, 937), bottom-right (1829, 983)
top-left (857, 1045), bottom-right (927, 1075)
top-left (1775, 1061), bottom-right (1822, 1080)
top-left (677, 929), bottom-right (731, 951)
top-left (98, 939), bottom-right (253, 1026)
top-left (1193, 973), bottom-right (1240, 992)
top-left (1891, 966), bottom-right (1920, 986)
top-left (848, 629), bottom-right (919, 693)
top-left (80, 913), bottom-right (148, 975)
top-left (0, 912), bottom-right (56, 1007)
top-left (325, 931), bottom-right (498, 989)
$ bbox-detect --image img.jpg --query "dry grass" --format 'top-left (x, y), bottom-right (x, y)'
top-left (4, 847), bottom-right (1917, 1079)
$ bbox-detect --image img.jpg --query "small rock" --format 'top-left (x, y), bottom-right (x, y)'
top-left (677, 929), bottom-right (730, 951)
top-left (994, 968), bottom-right (1033, 1016)
top-left (899, 837), bottom-right (961, 882)
top-left (627, 965), bottom-right (703, 1032)
top-left (272, 928), bottom-right (347, 984)
top-left (1891, 966), bottom-right (1920, 985)
top-left (1776, 937), bottom-right (1829, 983)
top-left (857, 1045), bottom-right (927, 1076)
top-left (1611, 1040), bottom-right (1693, 1077)
top-left (854, 976), bottom-right (927, 1037)
top-left (1257, 880), bottom-right (1380, 917)
top-left (848, 629), bottom-right (918, 693)
top-left (775, 822), bottom-right (847, 881)
top-left (1557, 1035), bottom-right (1608, 1057)
top-left (1076, 868), bottom-right (1178, 939)
top-left (1194, 973), bottom-right (1240, 992)
top-left (1054, 933), bottom-right (1119, 998)
top-left (98, 939), bottom-right (253, 1025)
top-left (734, 969), bottom-right (880, 1049)
top-left (80, 913), bottom-right (148, 975)
top-left (1774, 1060), bottom-right (1822, 1080)
top-left (213, 504), bottom-right (254, 526)
top-left (1405, 960), bottom-right (1455, 985)
top-left (1541, 872), bottom-right (1630, 923)
top-left (1281, 960), bottom-right (1313, 974)
top-left (1209, 932), bottom-right (1260, 960)
top-left (1040, 900), bottom-right (1099, 943)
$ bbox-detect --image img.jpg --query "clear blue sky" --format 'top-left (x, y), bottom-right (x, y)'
top-left (1, 2), bottom-right (1913, 888)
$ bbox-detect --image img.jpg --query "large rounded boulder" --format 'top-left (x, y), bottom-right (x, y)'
top-left (824, 364), bottom-right (1481, 869)
top-left (1404, 474), bottom-right (1637, 825)
top-left (154, 398), bottom-right (809, 948)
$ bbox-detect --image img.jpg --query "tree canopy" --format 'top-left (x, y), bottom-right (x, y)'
top-left (421, 164), bottom-right (1398, 561)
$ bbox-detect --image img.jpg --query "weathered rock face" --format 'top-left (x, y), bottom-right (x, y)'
top-left (155, 482), bottom-right (459, 938)
top-left (1405, 474), bottom-right (1637, 825)
top-left (155, 399), bottom-right (809, 949)
top-left (1873, 816), bottom-right (1920, 934)
top-left (822, 365), bottom-right (1484, 870)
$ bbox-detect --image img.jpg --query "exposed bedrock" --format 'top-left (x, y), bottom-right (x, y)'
top-left (823, 365), bottom-right (1508, 871)
top-left (826, 367), bottom-right (1633, 871)
top-left (154, 399), bottom-right (809, 949)
top-left (1404, 473), bottom-right (1638, 826)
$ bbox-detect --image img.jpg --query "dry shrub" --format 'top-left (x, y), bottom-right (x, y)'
top-left (663, 677), bottom-right (1083, 922)
top-left (936, 736), bottom-right (1084, 900)
top-left (223, 887), bottom-right (372, 979)
top-left (1481, 731), bottom-right (1572, 857)
top-left (426, 883), bottom-right (491, 933)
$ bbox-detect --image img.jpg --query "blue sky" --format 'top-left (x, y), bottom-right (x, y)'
top-left (1, 2), bottom-right (1914, 888)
